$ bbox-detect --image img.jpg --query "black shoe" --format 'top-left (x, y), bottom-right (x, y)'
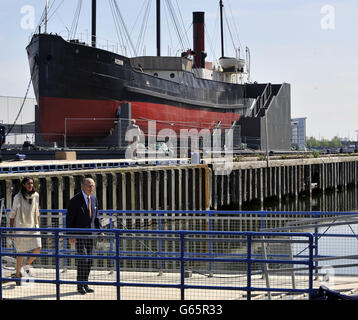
top-left (11, 273), bottom-right (22, 286)
top-left (77, 285), bottom-right (87, 294)
top-left (84, 285), bottom-right (94, 293)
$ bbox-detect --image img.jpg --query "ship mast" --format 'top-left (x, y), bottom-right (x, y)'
top-left (219, 0), bottom-right (224, 58)
top-left (45, 0), bottom-right (49, 33)
top-left (92, 0), bottom-right (96, 47)
top-left (156, 0), bottom-right (161, 56)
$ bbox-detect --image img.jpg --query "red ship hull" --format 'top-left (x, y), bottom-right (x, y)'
top-left (39, 96), bottom-right (240, 142)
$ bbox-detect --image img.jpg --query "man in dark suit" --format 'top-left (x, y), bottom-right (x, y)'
top-left (66, 177), bottom-right (102, 295)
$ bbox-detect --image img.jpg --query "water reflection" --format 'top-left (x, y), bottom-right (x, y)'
top-left (239, 186), bottom-right (358, 276)
top-left (240, 185), bottom-right (358, 212)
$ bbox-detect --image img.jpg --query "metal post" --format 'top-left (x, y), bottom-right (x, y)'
top-left (55, 231), bottom-right (60, 300)
top-left (208, 213), bottom-right (213, 277)
top-left (116, 231), bottom-right (121, 300)
top-left (288, 238), bottom-right (296, 290)
top-left (180, 233), bottom-right (185, 300)
top-left (64, 118), bottom-right (67, 149)
top-left (156, 0), bottom-right (161, 56)
top-left (261, 236), bottom-right (272, 300)
top-left (247, 233), bottom-right (252, 301)
top-left (265, 108), bottom-right (269, 168)
top-left (45, 0), bottom-right (49, 34)
top-left (308, 234), bottom-right (314, 299)
top-left (314, 212), bottom-right (319, 280)
top-left (109, 213), bottom-right (114, 271)
top-left (158, 212), bottom-right (163, 275)
top-left (92, 0), bottom-right (97, 47)
top-left (0, 230), bottom-right (2, 300)
top-left (219, 0), bottom-right (224, 58)
top-left (62, 209), bottom-right (68, 272)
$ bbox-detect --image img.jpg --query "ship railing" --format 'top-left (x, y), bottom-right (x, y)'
top-left (2, 117), bottom-right (245, 154)
top-left (32, 30), bottom-right (130, 56)
top-left (240, 136), bottom-right (261, 150)
top-left (61, 117), bottom-right (243, 151)
top-left (3, 132), bottom-right (65, 149)
top-left (2, 129), bottom-right (253, 156)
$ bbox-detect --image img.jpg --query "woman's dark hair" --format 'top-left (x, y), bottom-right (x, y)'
top-left (20, 177), bottom-right (35, 200)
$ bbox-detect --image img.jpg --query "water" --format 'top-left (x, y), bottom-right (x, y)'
top-left (316, 223), bottom-right (358, 276)
top-left (241, 185), bottom-right (358, 212)
top-left (240, 186), bottom-right (358, 276)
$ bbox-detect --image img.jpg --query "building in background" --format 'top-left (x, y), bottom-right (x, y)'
top-left (0, 95), bottom-right (36, 145)
top-left (291, 117), bottom-right (307, 150)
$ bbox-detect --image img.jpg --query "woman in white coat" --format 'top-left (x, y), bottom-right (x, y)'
top-left (9, 177), bottom-right (42, 284)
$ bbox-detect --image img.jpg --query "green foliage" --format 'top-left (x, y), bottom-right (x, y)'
top-left (306, 136), bottom-right (342, 149)
top-left (312, 150), bottom-right (320, 158)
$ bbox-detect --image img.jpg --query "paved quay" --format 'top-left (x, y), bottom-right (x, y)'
top-left (1, 268), bottom-right (357, 300)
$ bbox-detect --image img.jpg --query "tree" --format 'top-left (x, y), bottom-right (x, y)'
top-left (306, 136), bottom-right (342, 149)
top-left (306, 136), bottom-right (318, 148)
top-left (330, 136), bottom-right (342, 148)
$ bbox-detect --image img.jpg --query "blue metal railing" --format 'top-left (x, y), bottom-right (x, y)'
top-left (2, 210), bottom-right (357, 299)
top-left (0, 158), bottom-right (188, 174)
top-left (2, 208), bottom-right (356, 216)
top-left (1, 209), bottom-right (355, 266)
top-left (0, 227), bottom-right (315, 300)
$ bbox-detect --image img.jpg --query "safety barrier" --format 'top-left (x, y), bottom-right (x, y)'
top-left (0, 227), bottom-right (314, 300)
top-left (0, 159), bottom-right (188, 174)
top-left (1, 210), bottom-right (356, 274)
top-left (1, 210), bottom-right (358, 300)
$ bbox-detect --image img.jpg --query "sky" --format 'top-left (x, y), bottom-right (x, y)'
top-left (0, 0), bottom-right (357, 140)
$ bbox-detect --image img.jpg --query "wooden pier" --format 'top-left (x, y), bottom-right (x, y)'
top-left (2, 155), bottom-right (358, 211)
top-left (211, 155), bottom-right (358, 210)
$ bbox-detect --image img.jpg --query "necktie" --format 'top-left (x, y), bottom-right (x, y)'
top-left (88, 196), bottom-right (92, 219)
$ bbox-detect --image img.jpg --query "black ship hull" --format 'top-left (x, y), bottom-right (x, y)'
top-left (27, 34), bottom-right (272, 144)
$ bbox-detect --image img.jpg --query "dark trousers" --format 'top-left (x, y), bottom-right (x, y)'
top-left (75, 238), bottom-right (94, 285)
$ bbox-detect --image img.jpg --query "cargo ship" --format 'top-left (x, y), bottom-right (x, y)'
top-left (26, 0), bottom-right (289, 148)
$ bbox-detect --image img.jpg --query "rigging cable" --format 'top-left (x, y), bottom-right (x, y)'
top-left (164, 0), bottom-right (186, 51)
top-left (223, 7), bottom-right (237, 55)
top-left (5, 64), bottom-right (35, 137)
top-left (173, 0), bottom-right (191, 50)
top-left (47, 0), bottom-right (65, 23)
top-left (205, 23), bottom-right (219, 66)
top-left (35, 1), bottom-right (53, 31)
top-left (130, 0), bottom-right (148, 53)
top-left (69, 0), bottom-right (83, 39)
top-left (136, 0), bottom-right (152, 55)
top-left (226, 0), bottom-right (242, 51)
top-left (10, 2), bottom-right (62, 138)
top-left (206, 7), bottom-right (220, 65)
top-left (109, 0), bottom-right (126, 54)
top-left (35, 0), bottom-right (66, 33)
top-left (112, 0), bottom-right (137, 56)
top-left (163, 2), bottom-right (174, 55)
